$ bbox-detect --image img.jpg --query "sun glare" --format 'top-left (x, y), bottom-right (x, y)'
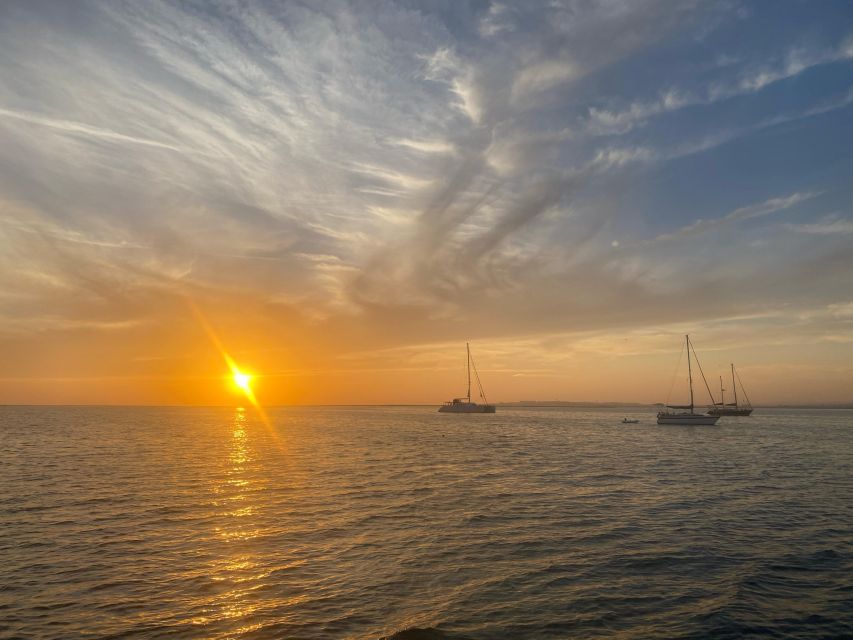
top-left (233, 371), bottom-right (252, 392)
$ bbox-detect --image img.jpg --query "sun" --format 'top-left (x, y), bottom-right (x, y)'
top-left (226, 362), bottom-right (261, 408)
top-left (233, 370), bottom-right (252, 392)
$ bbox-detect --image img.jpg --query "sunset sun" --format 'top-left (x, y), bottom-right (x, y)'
top-left (233, 371), bottom-right (252, 393)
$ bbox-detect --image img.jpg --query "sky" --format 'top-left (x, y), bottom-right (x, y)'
top-left (1, 0), bottom-right (852, 406)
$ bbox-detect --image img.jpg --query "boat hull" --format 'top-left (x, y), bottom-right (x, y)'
top-left (438, 402), bottom-right (496, 413)
top-left (657, 413), bottom-right (719, 425)
top-left (707, 408), bottom-right (753, 416)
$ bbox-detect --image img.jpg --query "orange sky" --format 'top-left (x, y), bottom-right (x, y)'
top-left (2, 289), bottom-right (852, 405)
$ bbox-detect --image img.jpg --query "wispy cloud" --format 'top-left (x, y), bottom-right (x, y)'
top-left (786, 215), bottom-right (853, 235)
top-left (653, 192), bottom-right (819, 243)
top-left (0, 107), bottom-right (197, 154)
top-left (587, 36), bottom-right (853, 135)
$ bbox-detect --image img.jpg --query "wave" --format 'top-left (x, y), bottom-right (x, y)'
top-left (382, 627), bottom-right (467, 640)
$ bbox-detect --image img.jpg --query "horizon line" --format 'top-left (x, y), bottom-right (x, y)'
top-left (3, 402), bottom-right (853, 409)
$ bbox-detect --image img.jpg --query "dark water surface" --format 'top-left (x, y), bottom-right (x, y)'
top-left (2, 406), bottom-right (852, 639)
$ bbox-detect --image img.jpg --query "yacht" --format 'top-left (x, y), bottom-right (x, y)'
top-left (707, 363), bottom-right (754, 416)
top-left (439, 343), bottom-right (496, 413)
top-left (657, 335), bottom-right (720, 425)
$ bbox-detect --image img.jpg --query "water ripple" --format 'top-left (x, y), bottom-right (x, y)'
top-left (1, 405), bottom-right (851, 638)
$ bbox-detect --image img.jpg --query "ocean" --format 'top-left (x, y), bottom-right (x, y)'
top-left (2, 405), bottom-right (851, 639)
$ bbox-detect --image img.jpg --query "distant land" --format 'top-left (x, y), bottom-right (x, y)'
top-left (496, 401), bottom-right (655, 408)
top-left (495, 401), bottom-right (853, 409)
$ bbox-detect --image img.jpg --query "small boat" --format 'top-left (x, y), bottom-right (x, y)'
top-left (657, 335), bottom-right (720, 425)
top-left (438, 343), bottom-right (496, 413)
top-left (621, 418), bottom-right (639, 424)
top-left (707, 363), bottom-right (754, 416)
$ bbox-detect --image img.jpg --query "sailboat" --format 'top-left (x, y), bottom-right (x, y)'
top-left (657, 335), bottom-right (720, 425)
top-left (707, 364), bottom-right (753, 416)
top-left (438, 343), bottom-right (496, 413)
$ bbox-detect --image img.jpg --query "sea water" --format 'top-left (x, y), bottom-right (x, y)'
top-left (2, 405), bottom-right (851, 638)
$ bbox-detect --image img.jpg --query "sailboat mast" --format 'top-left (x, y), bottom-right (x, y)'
top-left (466, 342), bottom-right (471, 402)
top-left (731, 363), bottom-right (738, 408)
top-left (720, 376), bottom-right (725, 406)
top-left (686, 334), bottom-right (694, 412)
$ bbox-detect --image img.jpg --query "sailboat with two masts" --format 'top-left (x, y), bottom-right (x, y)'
top-left (657, 335), bottom-right (720, 425)
top-left (708, 363), bottom-right (753, 416)
top-left (438, 343), bottom-right (496, 413)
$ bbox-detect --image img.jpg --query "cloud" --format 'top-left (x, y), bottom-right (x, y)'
top-left (512, 59), bottom-right (578, 97)
top-left (478, 3), bottom-right (513, 38)
top-left (786, 215), bottom-right (853, 235)
top-left (587, 35), bottom-right (853, 135)
top-left (653, 192), bottom-right (819, 243)
top-left (0, 107), bottom-right (197, 154)
top-left (732, 41), bottom-right (853, 94)
top-left (827, 301), bottom-right (853, 318)
top-left (658, 88), bottom-right (853, 161)
top-left (587, 89), bottom-right (694, 135)
top-left (393, 138), bottom-right (456, 154)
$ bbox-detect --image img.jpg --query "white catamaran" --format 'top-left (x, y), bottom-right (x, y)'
top-left (707, 363), bottom-right (754, 416)
top-left (657, 335), bottom-right (720, 425)
top-left (439, 343), bottom-right (496, 413)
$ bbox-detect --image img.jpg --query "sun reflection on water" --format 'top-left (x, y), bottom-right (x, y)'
top-left (230, 417), bottom-right (249, 466)
top-left (193, 408), bottom-right (272, 633)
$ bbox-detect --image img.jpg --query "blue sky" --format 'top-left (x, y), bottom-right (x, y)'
top-left (1, 0), bottom-right (852, 403)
